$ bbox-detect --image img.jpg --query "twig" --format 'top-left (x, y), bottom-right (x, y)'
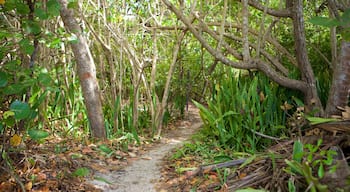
top-left (252, 130), bottom-right (281, 141)
top-left (1, 165), bottom-right (25, 192)
top-left (186, 158), bottom-right (247, 178)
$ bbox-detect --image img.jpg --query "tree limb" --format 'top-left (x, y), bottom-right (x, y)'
top-left (248, 0), bottom-right (292, 18)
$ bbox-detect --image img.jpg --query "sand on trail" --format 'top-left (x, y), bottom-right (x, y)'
top-left (88, 105), bottom-right (203, 192)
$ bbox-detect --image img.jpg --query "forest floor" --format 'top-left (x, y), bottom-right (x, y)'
top-left (0, 104), bottom-right (203, 191)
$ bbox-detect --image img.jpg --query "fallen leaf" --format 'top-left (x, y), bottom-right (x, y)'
top-left (25, 181), bottom-right (32, 190)
top-left (128, 152), bottom-right (137, 157)
top-left (141, 156), bottom-right (152, 160)
top-left (10, 134), bottom-right (22, 147)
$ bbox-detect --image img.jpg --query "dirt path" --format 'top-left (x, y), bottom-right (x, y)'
top-left (88, 106), bottom-right (202, 192)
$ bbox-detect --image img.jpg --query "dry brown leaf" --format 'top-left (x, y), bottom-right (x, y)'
top-left (82, 147), bottom-right (94, 154)
top-left (128, 152), bottom-right (137, 157)
top-left (25, 181), bottom-right (32, 190)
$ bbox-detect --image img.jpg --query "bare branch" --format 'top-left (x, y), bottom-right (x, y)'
top-left (162, 0), bottom-right (254, 69)
top-left (248, 0), bottom-right (292, 18)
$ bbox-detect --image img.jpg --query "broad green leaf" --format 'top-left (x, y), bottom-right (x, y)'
top-left (72, 167), bottom-right (90, 177)
top-left (38, 72), bottom-right (53, 87)
top-left (28, 129), bottom-right (49, 140)
top-left (339, 8), bottom-right (350, 28)
top-left (308, 17), bottom-right (340, 28)
top-left (47, 0), bottom-right (61, 17)
top-left (23, 21), bottom-right (41, 35)
top-left (10, 100), bottom-right (30, 120)
top-left (16, 3), bottom-right (30, 14)
top-left (35, 8), bottom-right (49, 20)
top-left (4, 84), bottom-right (25, 95)
top-left (19, 39), bottom-right (34, 55)
top-left (0, 71), bottom-right (8, 87)
top-left (292, 140), bottom-right (303, 163)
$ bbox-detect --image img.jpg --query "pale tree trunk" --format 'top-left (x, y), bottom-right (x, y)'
top-left (325, 42), bottom-right (350, 116)
top-left (155, 31), bottom-right (186, 137)
top-left (325, 1), bottom-right (350, 116)
top-left (58, 0), bottom-right (106, 139)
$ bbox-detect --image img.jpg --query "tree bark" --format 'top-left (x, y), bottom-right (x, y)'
top-left (58, 0), bottom-right (106, 139)
top-left (325, 41), bottom-right (350, 116)
top-left (290, 0), bottom-right (324, 115)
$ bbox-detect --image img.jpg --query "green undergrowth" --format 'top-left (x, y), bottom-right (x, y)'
top-left (194, 70), bottom-right (288, 153)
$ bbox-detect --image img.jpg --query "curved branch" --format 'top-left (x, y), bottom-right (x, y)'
top-left (152, 22), bottom-right (298, 67)
top-left (255, 59), bottom-right (307, 91)
top-left (248, 0), bottom-right (292, 18)
top-left (162, 0), bottom-right (254, 69)
top-left (162, 0), bottom-right (307, 92)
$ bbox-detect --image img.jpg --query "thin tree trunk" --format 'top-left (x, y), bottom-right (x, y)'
top-left (291, 0), bottom-right (324, 115)
top-left (155, 31), bottom-right (186, 137)
top-left (58, 0), bottom-right (106, 139)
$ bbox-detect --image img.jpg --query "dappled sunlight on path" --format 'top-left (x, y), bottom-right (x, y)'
top-left (88, 105), bottom-right (202, 191)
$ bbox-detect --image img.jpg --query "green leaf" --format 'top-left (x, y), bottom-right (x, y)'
top-left (98, 144), bottom-right (113, 154)
top-left (23, 21), bottom-right (42, 35)
top-left (35, 8), bottom-right (49, 20)
top-left (288, 178), bottom-right (296, 192)
top-left (10, 100), bottom-right (31, 120)
top-left (213, 155), bottom-right (232, 163)
top-left (308, 16), bottom-right (340, 28)
top-left (3, 84), bottom-right (26, 95)
top-left (72, 167), bottom-right (90, 177)
top-left (292, 140), bottom-right (303, 163)
top-left (38, 72), bottom-right (53, 87)
top-left (285, 160), bottom-right (302, 175)
top-left (292, 96), bottom-right (304, 107)
top-left (19, 39), bottom-right (34, 55)
top-left (3, 111), bottom-right (14, 119)
top-left (68, 0), bottom-right (79, 9)
top-left (16, 3), bottom-right (30, 15)
top-left (306, 117), bottom-right (339, 125)
top-left (318, 163), bottom-right (324, 178)
top-left (28, 129), bottom-right (49, 140)
top-left (47, 0), bottom-right (61, 17)
top-left (67, 34), bottom-right (79, 44)
top-left (0, 71), bottom-right (8, 87)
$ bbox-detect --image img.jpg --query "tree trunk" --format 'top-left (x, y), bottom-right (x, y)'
top-left (325, 41), bottom-right (350, 116)
top-left (291, 0), bottom-right (324, 115)
top-left (155, 31), bottom-right (186, 137)
top-left (58, 0), bottom-right (106, 139)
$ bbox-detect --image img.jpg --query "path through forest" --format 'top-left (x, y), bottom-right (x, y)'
top-left (87, 105), bottom-right (203, 191)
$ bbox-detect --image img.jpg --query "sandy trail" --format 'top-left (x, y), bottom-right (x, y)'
top-left (88, 106), bottom-right (202, 192)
